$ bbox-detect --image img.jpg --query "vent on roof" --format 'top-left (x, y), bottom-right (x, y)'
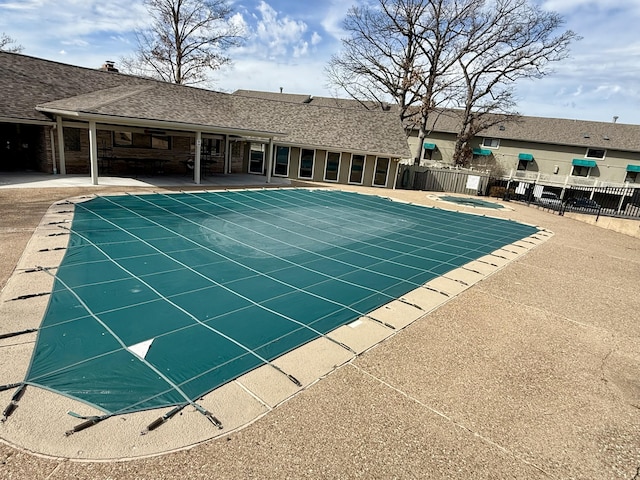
top-left (499, 125), bottom-right (505, 131)
top-left (100, 60), bottom-right (118, 73)
top-left (583, 133), bottom-right (590, 138)
top-left (603, 135), bottom-right (610, 140)
top-left (382, 103), bottom-right (391, 111)
top-left (303, 95), bottom-right (313, 104)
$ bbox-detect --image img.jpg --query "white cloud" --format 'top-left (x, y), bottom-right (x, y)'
top-left (293, 40), bottom-right (308, 58)
top-left (319, 0), bottom-right (352, 40)
top-left (215, 57), bottom-right (331, 96)
top-left (311, 31), bottom-right (322, 46)
top-left (252, 1), bottom-right (308, 57)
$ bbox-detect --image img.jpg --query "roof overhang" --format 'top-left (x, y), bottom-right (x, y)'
top-left (35, 106), bottom-right (285, 139)
top-left (423, 142), bottom-right (437, 150)
top-left (0, 116), bottom-right (55, 126)
top-left (626, 164), bottom-right (640, 173)
top-left (518, 153), bottom-right (534, 161)
top-left (572, 159), bottom-right (597, 167)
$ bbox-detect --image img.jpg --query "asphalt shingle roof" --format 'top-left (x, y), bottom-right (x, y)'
top-left (0, 51), bottom-right (148, 122)
top-left (407, 109), bottom-right (640, 153)
top-left (2, 52), bottom-right (411, 158)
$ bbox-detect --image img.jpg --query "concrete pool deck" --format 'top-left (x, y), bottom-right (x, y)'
top-left (0, 178), bottom-right (639, 478)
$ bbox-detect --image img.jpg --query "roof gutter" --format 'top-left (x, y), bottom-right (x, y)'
top-left (0, 115), bottom-right (55, 126)
top-left (35, 106), bottom-right (287, 139)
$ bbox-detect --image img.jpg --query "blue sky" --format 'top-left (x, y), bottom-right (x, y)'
top-left (1, 0), bottom-right (639, 124)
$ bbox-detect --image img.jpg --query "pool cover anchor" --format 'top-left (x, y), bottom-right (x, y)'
top-left (0, 328), bottom-right (38, 340)
top-left (9, 292), bottom-right (50, 302)
top-left (65, 415), bottom-right (111, 436)
top-left (141, 403), bottom-right (188, 435)
top-left (1, 384), bottom-right (26, 423)
top-left (364, 315), bottom-right (396, 330)
top-left (194, 404), bottom-right (223, 429)
top-left (271, 365), bottom-right (302, 387)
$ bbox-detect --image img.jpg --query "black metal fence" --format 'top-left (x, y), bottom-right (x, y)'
top-left (397, 166), bottom-right (640, 221)
top-left (500, 180), bottom-right (640, 220)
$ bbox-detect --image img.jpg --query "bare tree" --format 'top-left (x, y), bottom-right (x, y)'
top-left (408, 0), bottom-right (481, 164)
top-left (325, 1), bottom-right (429, 124)
top-left (326, 0), bottom-right (577, 168)
top-left (0, 33), bottom-right (24, 53)
top-left (451, 0), bottom-right (578, 165)
top-left (326, 1), bottom-right (484, 164)
top-left (121, 0), bottom-right (243, 85)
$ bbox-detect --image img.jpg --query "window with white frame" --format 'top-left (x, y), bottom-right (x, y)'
top-left (299, 148), bottom-right (315, 178)
top-left (585, 148), bottom-right (606, 159)
top-left (349, 154), bottom-right (365, 184)
top-left (324, 152), bottom-right (341, 181)
top-left (482, 138), bottom-right (500, 148)
top-left (373, 157), bottom-right (390, 186)
top-left (273, 146), bottom-right (290, 176)
top-left (248, 143), bottom-right (264, 174)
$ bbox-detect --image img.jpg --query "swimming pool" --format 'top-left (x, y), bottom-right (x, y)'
top-left (23, 188), bottom-right (538, 420)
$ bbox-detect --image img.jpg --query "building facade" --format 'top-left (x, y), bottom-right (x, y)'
top-left (405, 110), bottom-right (640, 188)
top-left (0, 52), bottom-right (411, 189)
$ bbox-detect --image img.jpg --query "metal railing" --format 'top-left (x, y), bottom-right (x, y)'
top-left (398, 165), bottom-right (640, 221)
top-left (501, 179), bottom-right (640, 220)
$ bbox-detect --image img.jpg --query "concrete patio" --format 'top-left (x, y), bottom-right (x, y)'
top-left (0, 180), bottom-right (638, 479)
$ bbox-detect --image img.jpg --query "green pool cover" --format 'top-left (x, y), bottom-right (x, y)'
top-left (25, 189), bottom-right (537, 416)
top-left (439, 195), bottom-right (505, 209)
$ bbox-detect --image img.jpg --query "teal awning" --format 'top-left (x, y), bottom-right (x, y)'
top-left (423, 142), bottom-right (436, 150)
top-left (627, 164), bottom-right (640, 173)
top-left (572, 159), bottom-right (597, 168)
top-left (472, 148), bottom-right (492, 156)
top-left (518, 153), bottom-right (534, 161)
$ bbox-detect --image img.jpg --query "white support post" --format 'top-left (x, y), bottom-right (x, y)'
top-left (590, 180), bottom-right (597, 200)
top-left (617, 186), bottom-right (628, 214)
top-left (49, 127), bottom-right (57, 174)
top-left (88, 120), bottom-right (99, 185)
top-left (56, 116), bottom-right (66, 175)
top-left (392, 159), bottom-right (400, 190)
top-left (266, 138), bottom-right (274, 183)
top-left (224, 136), bottom-right (230, 175)
top-left (194, 131), bottom-right (202, 185)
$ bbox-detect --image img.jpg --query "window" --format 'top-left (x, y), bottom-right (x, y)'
top-left (151, 135), bottom-right (170, 150)
top-left (586, 148), bottom-right (605, 159)
top-left (572, 165), bottom-right (590, 177)
top-left (517, 160), bottom-right (530, 171)
top-left (625, 171), bottom-right (639, 183)
top-left (248, 143), bottom-right (264, 174)
top-left (482, 138), bottom-right (500, 148)
top-left (373, 157), bottom-right (390, 186)
top-left (273, 146), bottom-right (290, 176)
top-left (200, 138), bottom-right (221, 158)
top-left (113, 131), bottom-right (132, 147)
top-left (299, 149), bottom-right (315, 178)
top-left (63, 128), bottom-right (81, 151)
top-left (324, 152), bottom-right (341, 182)
top-left (349, 154), bottom-right (365, 184)
top-left (113, 131), bottom-right (170, 149)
